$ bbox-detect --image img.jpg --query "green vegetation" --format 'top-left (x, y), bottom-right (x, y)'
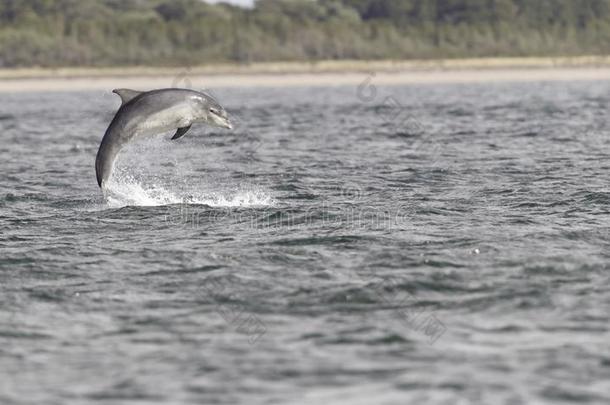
top-left (1, 0), bottom-right (610, 67)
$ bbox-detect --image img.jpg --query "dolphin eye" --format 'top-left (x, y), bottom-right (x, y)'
top-left (209, 108), bottom-right (217, 114)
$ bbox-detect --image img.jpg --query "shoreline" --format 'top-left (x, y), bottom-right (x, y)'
top-left (3, 57), bottom-right (610, 92)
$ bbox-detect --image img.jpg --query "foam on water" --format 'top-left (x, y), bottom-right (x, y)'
top-left (103, 173), bottom-right (274, 208)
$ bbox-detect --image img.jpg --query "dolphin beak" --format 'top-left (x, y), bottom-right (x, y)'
top-left (212, 113), bottom-right (232, 130)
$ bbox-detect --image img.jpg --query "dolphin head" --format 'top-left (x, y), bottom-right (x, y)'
top-left (193, 92), bottom-right (232, 130)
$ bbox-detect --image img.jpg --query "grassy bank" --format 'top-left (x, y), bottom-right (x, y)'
top-left (3, 0), bottom-right (610, 68)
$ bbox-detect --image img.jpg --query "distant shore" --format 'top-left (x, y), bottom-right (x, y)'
top-left (3, 56), bottom-right (610, 92)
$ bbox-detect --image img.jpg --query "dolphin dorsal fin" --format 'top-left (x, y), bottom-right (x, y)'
top-left (112, 89), bottom-right (143, 105)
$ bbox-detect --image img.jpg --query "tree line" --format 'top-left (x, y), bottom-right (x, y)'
top-left (1, 0), bottom-right (610, 67)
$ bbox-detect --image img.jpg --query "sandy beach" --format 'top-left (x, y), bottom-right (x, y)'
top-left (2, 57), bottom-right (610, 92)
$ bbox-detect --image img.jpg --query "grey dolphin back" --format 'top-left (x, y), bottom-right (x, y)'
top-left (96, 113), bottom-right (124, 188)
top-left (95, 141), bottom-right (113, 188)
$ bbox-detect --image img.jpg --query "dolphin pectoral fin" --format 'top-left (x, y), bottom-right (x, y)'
top-left (112, 89), bottom-right (143, 105)
top-left (171, 125), bottom-right (192, 140)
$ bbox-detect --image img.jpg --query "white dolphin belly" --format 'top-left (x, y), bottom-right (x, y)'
top-left (135, 103), bottom-right (196, 136)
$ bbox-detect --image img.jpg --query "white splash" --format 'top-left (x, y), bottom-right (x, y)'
top-left (103, 173), bottom-right (274, 208)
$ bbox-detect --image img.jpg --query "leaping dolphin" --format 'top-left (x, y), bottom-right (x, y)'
top-left (95, 88), bottom-right (232, 188)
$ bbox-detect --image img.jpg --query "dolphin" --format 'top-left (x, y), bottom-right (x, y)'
top-left (95, 88), bottom-right (232, 188)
